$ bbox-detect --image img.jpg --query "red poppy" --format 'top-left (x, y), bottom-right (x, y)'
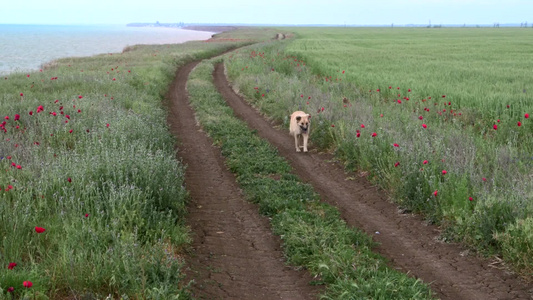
top-left (423, 160), bottom-right (428, 164)
top-left (35, 227), bottom-right (46, 233)
top-left (29, 111), bottom-right (33, 116)
top-left (371, 132), bottom-right (377, 137)
top-left (331, 124), bottom-right (335, 127)
top-left (7, 287), bottom-right (14, 293)
top-left (468, 197), bottom-right (474, 201)
top-left (422, 124), bottom-right (427, 128)
top-left (14, 114), bottom-right (20, 121)
top-left (356, 132), bottom-right (360, 138)
top-left (7, 262), bottom-right (17, 270)
top-left (526, 113), bottom-right (530, 119)
top-left (442, 170), bottom-right (447, 175)
top-left (393, 143), bottom-right (399, 147)
top-left (419, 116), bottom-right (423, 120)
top-left (78, 95), bottom-right (83, 99)
top-left (408, 89), bottom-right (411, 92)
top-left (518, 121), bottom-right (522, 127)
top-left (20, 93), bottom-right (23, 97)
top-left (442, 95), bottom-right (446, 98)
top-left (394, 162), bottom-right (400, 167)
top-left (85, 214), bottom-right (89, 218)
top-left (360, 124), bottom-right (365, 128)
top-left (23, 281), bottom-right (32, 288)
top-left (493, 124), bottom-right (498, 130)
top-left (433, 190), bottom-right (438, 197)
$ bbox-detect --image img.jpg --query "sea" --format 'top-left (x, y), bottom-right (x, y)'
top-left (0, 24), bottom-right (215, 75)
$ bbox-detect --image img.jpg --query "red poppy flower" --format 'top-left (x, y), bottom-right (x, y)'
top-left (518, 121), bottom-right (522, 127)
top-left (20, 93), bottom-right (23, 97)
top-left (7, 262), bottom-right (17, 270)
top-left (422, 124), bottom-right (427, 128)
top-left (371, 132), bottom-right (377, 137)
top-left (356, 132), bottom-right (360, 138)
top-left (394, 162), bottom-right (400, 167)
top-left (331, 124), bottom-right (335, 127)
top-left (78, 95), bottom-right (83, 99)
top-left (35, 227), bottom-right (46, 233)
top-left (14, 114), bottom-right (20, 121)
top-left (85, 214), bottom-right (89, 218)
top-left (408, 89), bottom-right (411, 92)
top-left (23, 281), bottom-right (32, 288)
top-left (419, 116), bottom-right (423, 120)
top-left (423, 160), bottom-right (428, 164)
top-left (468, 197), bottom-right (473, 201)
top-left (442, 170), bottom-right (447, 175)
top-left (526, 113), bottom-right (530, 119)
top-left (433, 190), bottom-right (438, 197)
top-left (360, 124), bottom-right (365, 128)
top-left (442, 95), bottom-right (446, 98)
top-left (393, 143), bottom-right (399, 147)
top-left (7, 287), bottom-right (14, 293)
top-left (29, 111), bottom-right (33, 116)
top-left (493, 124), bottom-right (498, 130)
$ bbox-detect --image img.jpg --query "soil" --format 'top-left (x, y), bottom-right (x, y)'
top-left (167, 61), bottom-right (321, 299)
top-left (166, 57), bottom-right (533, 300)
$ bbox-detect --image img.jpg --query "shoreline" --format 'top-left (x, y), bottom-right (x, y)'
top-left (0, 25), bottom-right (215, 76)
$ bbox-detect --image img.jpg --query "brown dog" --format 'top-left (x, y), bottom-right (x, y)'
top-left (289, 111), bottom-right (311, 152)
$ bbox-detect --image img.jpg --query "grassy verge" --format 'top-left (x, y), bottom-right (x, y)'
top-left (223, 29), bottom-right (533, 277)
top-left (186, 58), bottom-right (434, 299)
top-left (0, 33), bottom-right (252, 298)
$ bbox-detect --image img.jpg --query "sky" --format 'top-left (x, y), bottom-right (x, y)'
top-left (1, 0), bottom-right (532, 26)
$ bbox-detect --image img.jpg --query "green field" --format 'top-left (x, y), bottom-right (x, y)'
top-left (225, 27), bottom-right (533, 276)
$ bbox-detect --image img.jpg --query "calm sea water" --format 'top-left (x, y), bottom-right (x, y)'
top-left (0, 24), bottom-right (214, 75)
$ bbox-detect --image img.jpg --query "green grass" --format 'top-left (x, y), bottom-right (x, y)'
top-left (0, 33), bottom-right (252, 298)
top-left (187, 58), bottom-right (434, 299)
top-left (224, 27), bottom-right (533, 277)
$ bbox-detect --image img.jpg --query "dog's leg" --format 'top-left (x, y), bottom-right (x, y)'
top-left (302, 133), bottom-right (308, 152)
top-left (294, 134), bottom-right (301, 152)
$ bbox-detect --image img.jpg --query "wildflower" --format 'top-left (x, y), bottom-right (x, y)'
top-left (78, 95), bottom-right (83, 99)
top-left (356, 132), bottom-right (360, 138)
top-left (106, 123), bottom-right (110, 128)
top-left (7, 262), bottom-right (17, 270)
top-left (29, 111), bottom-right (33, 116)
top-left (518, 121), bottom-right (522, 127)
top-left (20, 93), bottom-right (23, 97)
top-left (394, 162), bottom-right (400, 167)
top-left (433, 190), bottom-right (438, 197)
top-left (422, 124), bottom-right (427, 129)
top-left (408, 89), bottom-right (411, 92)
top-left (493, 124), bottom-right (498, 130)
top-left (23, 281), bottom-right (32, 288)
top-left (469, 197), bottom-right (474, 201)
top-left (67, 177), bottom-right (72, 183)
top-left (331, 124), bottom-right (335, 127)
top-left (14, 114), bottom-right (20, 121)
top-left (526, 113), bottom-right (530, 119)
top-left (7, 287), bottom-right (14, 293)
top-left (35, 227), bottom-right (46, 233)
top-left (419, 116), bottom-right (423, 120)
top-left (360, 124), bottom-right (365, 128)
top-left (442, 170), bottom-right (447, 175)
top-left (371, 132), bottom-right (377, 137)
top-left (423, 160), bottom-right (429, 164)
top-left (393, 143), bottom-right (399, 147)
top-left (85, 214), bottom-right (89, 218)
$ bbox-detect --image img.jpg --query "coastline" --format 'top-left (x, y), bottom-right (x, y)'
top-left (0, 24), bottom-right (215, 75)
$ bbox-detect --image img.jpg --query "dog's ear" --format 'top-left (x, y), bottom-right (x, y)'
top-left (307, 114), bottom-right (311, 119)
top-left (296, 116), bottom-right (301, 121)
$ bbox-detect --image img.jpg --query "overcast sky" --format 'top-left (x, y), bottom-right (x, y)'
top-left (1, 0), bottom-right (531, 26)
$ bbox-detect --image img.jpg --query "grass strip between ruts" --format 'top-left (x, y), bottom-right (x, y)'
top-left (186, 58), bottom-right (435, 300)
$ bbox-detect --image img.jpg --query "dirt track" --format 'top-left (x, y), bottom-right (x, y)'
top-left (167, 61), bottom-right (320, 299)
top-left (211, 62), bottom-right (533, 300)
top-left (166, 57), bottom-right (533, 299)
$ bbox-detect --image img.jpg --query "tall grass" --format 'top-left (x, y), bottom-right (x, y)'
top-left (224, 28), bottom-right (533, 277)
top-left (0, 36), bottom-right (247, 298)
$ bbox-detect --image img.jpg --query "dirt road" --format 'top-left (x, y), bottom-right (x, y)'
top-left (211, 62), bottom-right (533, 300)
top-left (167, 61), bottom-right (321, 299)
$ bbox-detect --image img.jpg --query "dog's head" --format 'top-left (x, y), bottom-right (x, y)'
top-left (296, 114), bottom-right (311, 133)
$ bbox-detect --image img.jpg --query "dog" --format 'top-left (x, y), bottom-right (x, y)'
top-left (289, 111), bottom-right (311, 152)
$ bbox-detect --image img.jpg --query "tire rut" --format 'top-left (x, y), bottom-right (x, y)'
top-left (166, 61), bottom-right (321, 300)
top-left (212, 62), bottom-right (533, 300)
